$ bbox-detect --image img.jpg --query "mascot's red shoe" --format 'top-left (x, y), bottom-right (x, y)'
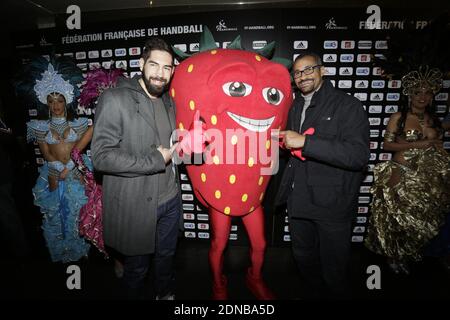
top-left (245, 268), bottom-right (276, 300)
top-left (212, 275), bottom-right (228, 300)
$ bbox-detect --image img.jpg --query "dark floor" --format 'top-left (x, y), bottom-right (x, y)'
top-left (2, 171), bottom-right (450, 301)
top-left (2, 158), bottom-right (450, 302)
top-left (1, 235), bottom-right (450, 300)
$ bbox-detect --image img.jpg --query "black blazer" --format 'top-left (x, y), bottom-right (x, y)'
top-left (275, 80), bottom-right (370, 221)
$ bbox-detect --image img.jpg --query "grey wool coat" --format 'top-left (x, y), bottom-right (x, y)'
top-left (91, 76), bottom-right (180, 255)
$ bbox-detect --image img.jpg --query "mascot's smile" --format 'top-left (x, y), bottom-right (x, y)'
top-left (226, 111), bottom-right (274, 132)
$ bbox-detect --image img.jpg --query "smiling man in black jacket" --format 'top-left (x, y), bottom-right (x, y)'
top-left (276, 53), bottom-right (370, 299)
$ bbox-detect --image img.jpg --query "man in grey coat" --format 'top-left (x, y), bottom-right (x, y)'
top-left (91, 38), bottom-right (180, 300)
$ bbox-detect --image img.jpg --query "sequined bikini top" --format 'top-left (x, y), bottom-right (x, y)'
top-left (399, 129), bottom-right (423, 142)
top-left (26, 118), bottom-right (89, 144)
top-left (45, 128), bottom-right (78, 144)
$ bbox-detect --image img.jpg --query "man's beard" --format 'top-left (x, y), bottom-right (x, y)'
top-left (142, 75), bottom-right (168, 97)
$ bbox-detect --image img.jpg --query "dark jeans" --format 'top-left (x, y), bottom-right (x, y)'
top-left (122, 194), bottom-right (181, 298)
top-left (289, 217), bottom-right (352, 299)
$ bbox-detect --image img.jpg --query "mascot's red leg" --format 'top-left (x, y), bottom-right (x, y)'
top-left (209, 208), bottom-right (231, 300)
top-left (242, 207), bottom-right (276, 300)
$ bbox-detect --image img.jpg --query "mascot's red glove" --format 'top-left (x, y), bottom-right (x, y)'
top-left (177, 110), bottom-right (210, 156)
top-left (279, 127), bottom-right (315, 160)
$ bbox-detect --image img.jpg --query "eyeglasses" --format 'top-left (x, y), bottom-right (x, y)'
top-left (293, 65), bottom-right (322, 79)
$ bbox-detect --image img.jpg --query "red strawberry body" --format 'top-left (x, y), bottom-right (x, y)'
top-left (171, 49), bottom-right (292, 216)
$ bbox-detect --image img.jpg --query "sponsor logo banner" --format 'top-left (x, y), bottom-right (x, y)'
top-left (323, 54), bottom-right (337, 63)
top-left (115, 48), bottom-right (127, 56)
top-left (294, 40), bottom-right (308, 49)
top-left (324, 40), bottom-right (338, 49)
top-left (358, 40), bottom-right (372, 49)
top-left (341, 40), bottom-right (355, 49)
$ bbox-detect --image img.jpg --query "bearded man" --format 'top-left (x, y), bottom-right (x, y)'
top-left (92, 37), bottom-right (180, 300)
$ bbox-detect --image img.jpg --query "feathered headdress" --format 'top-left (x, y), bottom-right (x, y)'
top-left (15, 55), bottom-right (83, 113)
top-left (79, 67), bottom-right (125, 107)
top-left (373, 12), bottom-right (450, 95)
top-left (401, 66), bottom-right (443, 96)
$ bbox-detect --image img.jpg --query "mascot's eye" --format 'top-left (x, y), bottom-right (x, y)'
top-left (223, 82), bottom-right (252, 97)
top-left (262, 87), bottom-right (284, 105)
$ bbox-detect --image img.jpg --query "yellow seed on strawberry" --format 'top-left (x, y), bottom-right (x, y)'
top-left (248, 157), bottom-right (254, 167)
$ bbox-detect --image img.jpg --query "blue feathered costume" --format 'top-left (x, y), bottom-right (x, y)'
top-left (16, 56), bottom-right (90, 263)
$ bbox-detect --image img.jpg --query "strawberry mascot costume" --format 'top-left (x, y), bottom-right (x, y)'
top-left (171, 27), bottom-right (293, 299)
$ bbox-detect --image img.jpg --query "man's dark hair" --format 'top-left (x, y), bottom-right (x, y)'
top-left (141, 37), bottom-right (174, 63)
top-left (294, 52), bottom-right (322, 66)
